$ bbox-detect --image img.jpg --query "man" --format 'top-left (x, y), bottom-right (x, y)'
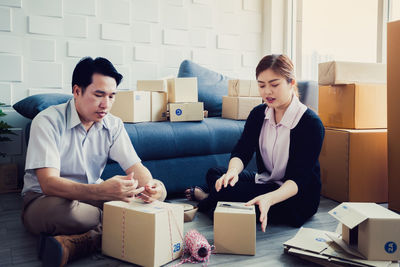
top-left (21, 57), bottom-right (167, 267)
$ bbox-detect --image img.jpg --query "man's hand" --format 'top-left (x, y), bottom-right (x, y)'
top-left (245, 193), bottom-right (273, 232)
top-left (98, 172), bottom-right (144, 202)
top-left (215, 168), bottom-right (239, 192)
top-left (138, 180), bottom-right (165, 203)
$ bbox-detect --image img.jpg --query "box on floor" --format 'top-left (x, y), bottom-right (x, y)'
top-left (319, 128), bottom-right (388, 203)
top-left (102, 200), bottom-right (184, 267)
top-left (387, 20), bottom-right (400, 213)
top-left (167, 77), bottom-right (198, 103)
top-left (228, 79), bottom-right (259, 97)
top-left (168, 102), bottom-right (204, 122)
top-left (222, 96), bottom-right (262, 120)
top-left (318, 83), bottom-right (387, 129)
top-left (214, 201), bottom-right (256, 255)
top-left (137, 80), bottom-right (166, 92)
top-left (110, 90), bottom-right (151, 123)
top-left (151, 92), bottom-right (167, 122)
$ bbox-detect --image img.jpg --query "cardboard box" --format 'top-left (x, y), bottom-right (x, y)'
top-left (319, 128), bottom-right (388, 203)
top-left (318, 84), bottom-right (387, 129)
top-left (0, 163), bottom-right (18, 193)
top-left (167, 77), bottom-right (198, 103)
top-left (228, 79), bottom-right (259, 97)
top-left (222, 96), bottom-right (262, 120)
top-left (318, 61), bottom-right (386, 85)
top-left (284, 227), bottom-right (394, 266)
top-left (151, 92), bottom-right (167, 122)
top-left (214, 201), bottom-right (256, 255)
top-left (388, 20), bottom-right (400, 213)
top-left (102, 200), bottom-right (184, 267)
top-left (110, 91), bottom-right (151, 123)
top-left (137, 80), bottom-right (166, 92)
top-left (168, 102), bottom-right (204, 122)
top-left (329, 203), bottom-right (400, 261)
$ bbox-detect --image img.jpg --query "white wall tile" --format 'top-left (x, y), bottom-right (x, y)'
top-left (102, 44), bottom-right (125, 65)
top-left (28, 16), bottom-right (62, 36)
top-left (190, 5), bottom-right (213, 28)
top-left (0, 55), bottom-right (22, 81)
top-left (133, 22), bottom-right (152, 43)
top-left (27, 62), bottom-right (62, 88)
top-left (101, 23), bottom-right (131, 41)
top-left (159, 67), bottom-right (178, 78)
top-left (131, 62), bottom-right (158, 87)
top-left (218, 13), bottom-right (240, 34)
top-left (67, 41), bottom-right (94, 58)
top-left (242, 52), bottom-right (257, 67)
top-left (217, 34), bottom-right (239, 50)
top-left (192, 0), bottom-right (211, 5)
top-left (190, 29), bottom-right (207, 47)
top-left (163, 29), bottom-right (188, 46)
top-left (134, 46), bottom-right (159, 61)
top-left (0, 83), bottom-right (12, 105)
top-left (64, 15), bottom-right (88, 38)
top-left (64, 0), bottom-right (96, 16)
top-left (30, 38), bottom-right (56, 61)
top-left (132, 0), bottom-right (159, 23)
top-left (116, 66), bottom-right (131, 89)
top-left (28, 0), bottom-right (62, 17)
top-left (0, 0), bottom-right (21, 8)
top-left (100, 0), bottom-right (130, 25)
top-left (241, 12), bottom-right (262, 33)
top-left (192, 49), bottom-right (212, 65)
top-left (167, 0), bottom-right (183, 6)
top-left (164, 6), bottom-right (188, 30)
top-left (0, 7), bottom-right (11, 31)
top-left (243, 0), bottom-right (262, 11)
top-left (0, 36), bottom-right (21, 54)
top-left (240, 33), bottom-right (261, 52)
top-left (217, 0), bottom-right (236, 13)
top-left (216, 52), bottom-right (239, 70)
top-left (28, 88), bottom-right (65, 96)
top-left (163, 48), bottom-right (189, 68)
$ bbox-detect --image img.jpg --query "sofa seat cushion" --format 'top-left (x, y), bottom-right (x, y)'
top-left (124, 117), bottom-right (245, 161)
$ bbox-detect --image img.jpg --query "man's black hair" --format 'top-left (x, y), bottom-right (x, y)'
top-left (71, 57), bottom-right (123, 94)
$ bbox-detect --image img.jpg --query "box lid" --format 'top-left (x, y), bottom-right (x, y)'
top-left (105, 200), bottom-right (181, 214)
top-left (214, 201), bottom-right (255, 214)
top-left (329, 203), bottom-right (400, 229)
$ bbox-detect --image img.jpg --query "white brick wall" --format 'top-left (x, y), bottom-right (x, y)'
top-left (0, 0), bottom-right (264, 104)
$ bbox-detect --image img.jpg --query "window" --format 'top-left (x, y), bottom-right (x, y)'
top-left (389, 0), bottom-right (400, 21)
top-left (297, 0), bottom-right (379, 80)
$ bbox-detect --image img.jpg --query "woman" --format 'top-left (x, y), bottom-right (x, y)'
top-left (185, 54), bottom-right (324, 232)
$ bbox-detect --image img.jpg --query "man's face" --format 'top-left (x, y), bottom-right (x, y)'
top-left (74, 73), bottom-right (117, 128)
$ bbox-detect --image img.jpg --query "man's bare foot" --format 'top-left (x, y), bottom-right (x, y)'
top-left (184, 186), bottom-right (209, 201)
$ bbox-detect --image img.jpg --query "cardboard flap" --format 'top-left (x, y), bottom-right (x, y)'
top-left (325, 233), bottom-right (365, 259)
top-left (284, 227), bottom-right (334, 254)
top-left (329, 203), bottom-right (369, 229)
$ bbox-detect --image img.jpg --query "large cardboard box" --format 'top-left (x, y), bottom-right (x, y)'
top-left (151, 92), bottom-right (167, 122)
top-left (102, 200), bottom-right (184, 267)
top-left (214, 201), bottom-right (256, 255)
top-left (222, 96), bottom-right (262, 120)
top-left (284, 227), bottom-right (395, 266)
top-left (319, 128), bottom-right (388, 203)
top-left (329, 203), bottom-right (400, 261)
top-left (167, 77), bottom-right (198, 103)
top-left (318, 61), bottom-right (386, 85)
top-left (137, 80), bottom-right (166, 92)
top-left (168, 102), bottom-right (204, 122)
top-left (318, 84), bottom-right (387, 129)
top-left (228, 79), bottom-right (259, 97)
top-left (110, 91), bottom-right (151, 123)
top-left (388, 20), bottom-right (400, 213)
top-left (0, 163), bottom-right (18, 193)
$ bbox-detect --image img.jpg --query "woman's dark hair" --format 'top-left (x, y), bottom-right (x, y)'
top-left (256, 54), bottom-right (298, 96)
top-left (71, 57), bottom-right (123, 94)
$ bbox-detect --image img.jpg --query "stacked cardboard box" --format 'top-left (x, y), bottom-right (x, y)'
top-left (387, 20), bottom-right (400, 213)
top-left (222, 79), bottom-right (263, 120)
top-left (318, 61), bottom-right (388, 202)
top-left (166, 77), bottom-right (204, 122)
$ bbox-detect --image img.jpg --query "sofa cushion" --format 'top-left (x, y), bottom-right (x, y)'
top-left (178, 60), bottom-right (229, 117)
top-left (13, 93), bottom-right (72, 119)
top-left (124, 117), bottom-right (246, 161)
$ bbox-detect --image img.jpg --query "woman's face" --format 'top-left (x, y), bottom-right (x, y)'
top-left (257, 68), bottom-right (294, 110)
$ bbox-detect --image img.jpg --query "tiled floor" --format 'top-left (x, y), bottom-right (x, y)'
top-left (0, 192), bottom-right (342, 266)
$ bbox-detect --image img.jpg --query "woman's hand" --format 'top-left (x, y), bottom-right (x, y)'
top-left (245, 193), bottom-right (274, 232)
top-left (215, 168), bottom-right (239, 192)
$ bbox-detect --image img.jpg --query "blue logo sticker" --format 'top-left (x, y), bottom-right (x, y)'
top-left (385, 242), bottom-right (397, 254)
top-left (315, 237), bottom-right (326, 242)
top-left (343, 205), bottom-right (348, 209)
top-left (175, 109), bottom-right (182, 116)
top-left (173, 242), bottom-right (181, 252)
top-left (136, 95), bottom-right (141, 100)
top-left (333, 211), bottom-right (337, 215)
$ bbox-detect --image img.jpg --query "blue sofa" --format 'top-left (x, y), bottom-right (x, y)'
top-left (14, 60), bottom-right (318, 197)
